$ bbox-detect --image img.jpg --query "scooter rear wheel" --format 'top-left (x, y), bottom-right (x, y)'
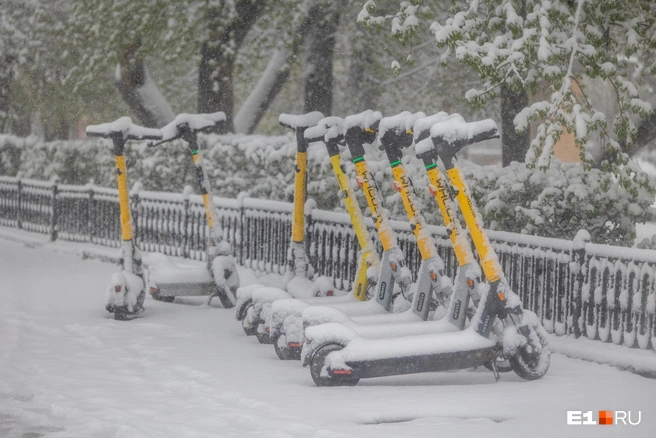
top-left (239, 301), bottom-right (258, 336)
top-left (242, 318), bottom-right (257, 336)
top-left (510, 325), bottom-right (551, 381)
top-left (310, 344), bottom-right (359, 387)
top-left (255, 325), bottom-right (274, 344)
top-left (273, 335), bottom-right (292, 360)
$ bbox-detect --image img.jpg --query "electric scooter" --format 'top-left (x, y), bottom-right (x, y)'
top-left (86, 117), bottom-right (163, 321)
top-left (264, 110), bottom-right (417, 360)
top-left (303, 116), bottom-right (551, 386)
top-left (145, 112), bottom-right (240, 309)
top-left (236, 114), bottom-right (380, 343)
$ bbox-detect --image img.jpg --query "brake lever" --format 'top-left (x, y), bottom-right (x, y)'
top-left (148, 136), bottom-right (180, 148)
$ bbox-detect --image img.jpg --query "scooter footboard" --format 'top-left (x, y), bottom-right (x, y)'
top-left (152, 281), bottom-right (217, 297)
top-left (323, 329), bottom-right (498, 379)
top-left (344, 346), bottom-right (498, 379)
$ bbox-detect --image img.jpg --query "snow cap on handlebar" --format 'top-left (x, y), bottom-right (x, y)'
top-left (416, 117), bottom-right (499, 168)
top-left (343, 110), bottom-right (382, 134)
top-left (378, 112), bottom-right (425, 155)
top-left (86, 117), bottom-right (162, 141)
top-left (343, 110), bottom-right (383, 157)
top-left (160, 112), bottom-right (226, 141)
top-left (304, 116), bottom-right (344, 144)
top-left (429, 118), bottom-right (499, 148)
top-left (404, 112), bottom-right (427, 135)
top-left (413, 112), bottom-right (453, 142)
top-left (279, 112), bottom-right (324, 130)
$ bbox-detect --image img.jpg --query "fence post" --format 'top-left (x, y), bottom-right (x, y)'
top-left (238, 193), bottom-right (246, 266)
top-left (571, 229), bottom-right (590, 338)
top-left (131, 185), bottom-right (141, 247)
top-left (182, 191), bottom-right (191, 259)
top-left (16, 178), bottom-right (22, 229)
top-left (88, 182), bottom-right (95, 243)
top-left (304, 198), bottom-right (316, 275)
top-left (50, 178), bottom-right (59, 241)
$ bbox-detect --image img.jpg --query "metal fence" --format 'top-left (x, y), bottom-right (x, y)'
top-left (0, 175), bottom-right (655, 354)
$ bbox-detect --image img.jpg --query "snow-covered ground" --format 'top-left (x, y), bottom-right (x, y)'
top-left (1, 239), bottom-right (656, 437)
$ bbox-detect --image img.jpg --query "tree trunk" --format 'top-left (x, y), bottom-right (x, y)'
top-left (197, 1), bottom-right (265, 132)
top-left (234, 49), bottom-right (294, 134)
top-left (0, 55), bottom-right (15, 132)
top-left (632, 112), bottom-right (656, 154)
top-left (116, 37), bottom-right (174, 128)
top-left (303, 1), bottom-right (341, 115)
top-left (501, 84), bottom-right (530, 166)
top-left (343, 25), bottom-right (377, 115)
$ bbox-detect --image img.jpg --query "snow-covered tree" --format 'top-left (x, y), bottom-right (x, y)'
top-left (359, 0), bottom-right (656, 170)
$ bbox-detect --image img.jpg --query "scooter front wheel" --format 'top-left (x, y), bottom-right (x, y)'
top-left (510, 325), bottom-right (551, 381)
top-left (310, 344), bottom-right (359, 387)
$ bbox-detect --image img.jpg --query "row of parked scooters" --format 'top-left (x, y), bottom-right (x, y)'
top-left (87, 110), bottom-right (550, 387)
top-left (237, 110), bottom-right (550, 386)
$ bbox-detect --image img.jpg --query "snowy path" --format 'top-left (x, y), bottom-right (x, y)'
top-left (1, 240), bottom-right (655, 438)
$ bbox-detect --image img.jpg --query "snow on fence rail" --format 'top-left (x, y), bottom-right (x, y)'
top-left (0, 176), bottom-right (655, 354)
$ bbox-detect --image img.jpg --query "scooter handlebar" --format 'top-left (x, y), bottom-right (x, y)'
top-left (86, 117), bottom-right (163, 142)
top-left (279, 111), bottom-right (325, 131)
top-left (430, 119), bottom-right (499, 150)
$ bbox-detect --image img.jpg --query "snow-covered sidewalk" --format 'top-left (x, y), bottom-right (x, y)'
top-left (1, 239), bottom-right (655, 437)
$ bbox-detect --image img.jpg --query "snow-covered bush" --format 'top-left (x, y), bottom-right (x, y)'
top-left (461, 160), bottom-right (655, 246)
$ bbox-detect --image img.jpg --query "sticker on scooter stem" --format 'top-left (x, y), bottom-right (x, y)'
top-left (378, 281), bottom-right (387, 300)
top-left (416, 292), bottom-right (426, 312)
top-left (452, 299), bottom-right (462, 320)
top-left (195, 167), bottom-right (208, 195)
top-left (341, 190), bottom-right (349, 199)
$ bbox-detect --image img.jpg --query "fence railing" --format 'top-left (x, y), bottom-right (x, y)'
top-left (1, 176), bottom-right (655, 354)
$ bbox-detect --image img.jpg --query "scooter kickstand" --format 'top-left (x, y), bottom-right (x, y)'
top-left (491, 360), bottom-right (500, 382)
top-left (207, 293), bottom-right (216, 306)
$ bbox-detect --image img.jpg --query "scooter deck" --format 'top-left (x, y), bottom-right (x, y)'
top-left (151, 281), bottom-right (217, 297)
top-left (341, 345), bottom-right (497, 379)
top-left (327, 315), bottom-right (461, 341)
top-left (320, 329), bottom-right (497, 379)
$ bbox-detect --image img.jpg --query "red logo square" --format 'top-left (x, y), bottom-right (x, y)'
top-left (599, 411), bottom-right (613, 425)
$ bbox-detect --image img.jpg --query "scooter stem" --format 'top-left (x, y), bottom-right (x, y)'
top-left (424, 162), bottom-right (475, 267)
top-left (113, 136), bottom-right (135, 273)
top-left (445, 166), bottom-right (503, 283)
top-left (187, 134), bottom-right (223, 247)
top-left (389, 161), bottom-right (437, 261)
top-left (328, 153), bottom-right (378, 299)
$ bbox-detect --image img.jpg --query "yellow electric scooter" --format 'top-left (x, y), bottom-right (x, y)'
top-left (86, 117), bottom-right (163, 321)
top-left (146, 113), bottom-right (240, 309)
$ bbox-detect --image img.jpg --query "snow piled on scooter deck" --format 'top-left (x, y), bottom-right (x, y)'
top-left (3, 240), bottom-right (656, 438)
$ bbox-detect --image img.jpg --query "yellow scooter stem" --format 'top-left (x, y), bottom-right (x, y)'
top-left (353, 160), bottom-right (397, 252)
top-left (446, 167), bottom-right (503, 283)
top-left (329, 154), bottom-right (377, 300)
top-left (390, 163), bottom-right (437, 261)
top-left (115, 154), bottom-right (134, 242)
top-left (425, 165), bottom-right (474, 267)
top-left (292, 152), bottom-right (308, 243)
